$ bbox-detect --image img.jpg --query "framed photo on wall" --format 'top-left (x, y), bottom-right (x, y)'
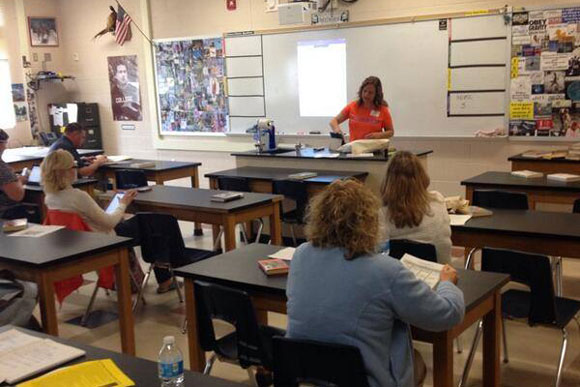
top-left (28, 17), bottom-right (59, 47)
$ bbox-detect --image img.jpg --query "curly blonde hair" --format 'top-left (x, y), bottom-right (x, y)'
top-left (305, 179), bottom-right (381, 260)
top-left (380, 151), bottom-right (433, 228)
top-left (41, 149), bottom-right (75, 194)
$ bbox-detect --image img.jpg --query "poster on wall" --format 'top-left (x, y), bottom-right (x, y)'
top-left (107, 55), bottom-right (142, 121)
top-left (14, 103), bottom-right (27, 122)
top-left (11, 84), bottom-right (25, 102)
top-left (509, 6), bottom-right (580, 138)
top-left (154, 37), bottom-right (228, 134)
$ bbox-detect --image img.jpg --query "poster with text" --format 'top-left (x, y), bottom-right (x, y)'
top-left (154, 37), bottom-right (228, 134)
top-left (107, 55), bottom-right (142, 121)
top-left (509, 6), bottom-right (580, 138)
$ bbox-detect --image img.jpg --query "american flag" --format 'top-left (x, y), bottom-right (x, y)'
top-left (115, 4), bottom-right (132, 45)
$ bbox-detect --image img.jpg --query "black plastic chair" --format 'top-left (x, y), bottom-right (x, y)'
top-left (134, 213), bottom-right (216, 309)
top-left (115, 169), bottom-right (148, 189)
top-left (273, 336), bottom-right (370, 387)
top-left (272, 180), bottom-right (308, 246)
top-left (194, 281), bottom-right (285, 381)
top-left (460, 247), bottom-right (580, 387)
top-left (389, 239), bottom-right (437, 262)
top-left (471, 189), bottom-right (529, 210)
top-left (573, 198), bottom-right (580, 213)
top-left (214, 176), bottom-right (263, 246)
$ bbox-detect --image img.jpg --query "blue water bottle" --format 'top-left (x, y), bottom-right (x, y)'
top-left (158, 336), bottom-right (184, 387)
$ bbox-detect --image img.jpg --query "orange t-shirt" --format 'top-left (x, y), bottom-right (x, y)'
top-left (341, 101), bottom-right (393, 141)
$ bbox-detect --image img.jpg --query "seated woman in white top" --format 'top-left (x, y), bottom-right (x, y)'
top-left (381, 151), bottom-right (452, 264)
top-left (41, 149), bottom-right (136, 233)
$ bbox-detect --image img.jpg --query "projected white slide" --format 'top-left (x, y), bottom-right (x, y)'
top-left (297, 39), bottom-right (346, 117)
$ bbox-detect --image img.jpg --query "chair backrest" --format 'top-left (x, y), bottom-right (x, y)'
top-left (44, 210), bottom-right (92, 232)
top-left (272, 180), bottom-right (308, 222)
top-left (481, 247), bottom-right (556, 325)
top-left (573, 198), bottom-right (580, 213)
top-left (472, 190), bottom-right (529, 210)
top-left (389, 239), bottom-right (437, 262)
top-left (115, 169), bottom-right (148, 189)
top-left (273, 336), bottom-right (370, 387)
top-left (217, 176), bottom-right (251, 192)
top-left (194, 281), bottom-right (269, 369)
top-left (136, 212), bottom-right (185, 264)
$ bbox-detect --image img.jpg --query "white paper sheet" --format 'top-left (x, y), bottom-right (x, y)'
top-left (400, 254), bottom-right (444, 289)
top-left (268, 247), bottom-right (296, 261)
top-left (449, 214), bottom-right (473, 226)
top-left (8, 225), bottom-right (64, 238)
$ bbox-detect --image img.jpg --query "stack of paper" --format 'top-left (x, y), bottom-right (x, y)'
top-left (400, 254), bottom-right (444, 289)
top-left (268, 247), bottom-right (296, 261)
top-left (105, 155), bottom-right (132, 163)
top-left (547, 173), bottom-right (580, 182)
top-left (8, 225), bottom-right (64, 238)
top-left (449, 214), bottom-right (473, 226)
top-left (511, 170), bottom-right (544, 179)
top-left (0, 329), bottom-right (85, 385)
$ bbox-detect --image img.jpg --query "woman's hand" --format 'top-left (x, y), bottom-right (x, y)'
top-left (120, 189), bottom-right (137, 205)
top-left (364, 132), bottom-right (384, 139)
top-left (439, 264), bottom-right (458, 285)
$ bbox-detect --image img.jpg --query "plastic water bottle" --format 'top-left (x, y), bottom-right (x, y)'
top-left (158, 336), bottom-right (184, 387)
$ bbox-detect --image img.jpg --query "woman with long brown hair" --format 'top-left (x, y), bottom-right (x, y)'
top-left (286, 179), bottom-right (464, 387)
top-left (381, 151), bottom-right (452, 263)
top-left (329, 76), bottom-right (394, 141)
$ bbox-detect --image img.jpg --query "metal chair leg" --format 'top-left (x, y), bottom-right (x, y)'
top-left (456, 336), bottom-right (463, 353)
top-left (169, 267), bottom-right (183, 303)
top-left (203, 353), bottom-right (216, 375)
top-left (555, 329), bottom-right (568, 387)
top-left (181, 317), bottom-right (188, 334)
top-left (556, 257), bottom-right (563, 297)
top-left (240, 224), bottom-right (249, 244)
top-left (81, 283), bottom-right (100, 327)
top-left (213, 229), bottom-right (224, 251)
top-left (255, 220), bottom-right (263, 243)
top-left (290, 225), bottom-right (297, 246)
top-left (464, 247), bottom-right (479, 270)
top-left (459, 320), bottom-right (483, 387)
top-left (501, 318), bottom-right (509, 363)
top-left (128, 270), bottom-right (146, 307)
top-left (133, 264), bottom-right (153, 312)
top-left (574, 315), bottom-right (580, 332)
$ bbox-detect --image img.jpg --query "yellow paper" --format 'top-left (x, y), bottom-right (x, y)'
top-left (18, 359), bottom-right (134, 387)
top-left (465, 9), bottom-right (490, 16)
top-left (510, 57), bottom-right (519, 79)
top-left (510, 101), bottom-right (534, 120)
top-left (447, 68), bottom-right (452, 90)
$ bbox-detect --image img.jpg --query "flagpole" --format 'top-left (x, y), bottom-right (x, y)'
top-left (115, 0), bottom-right (154, 45)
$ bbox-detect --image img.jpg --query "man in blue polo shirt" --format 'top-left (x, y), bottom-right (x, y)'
top-left (48, 123), bottom-right (107, 177)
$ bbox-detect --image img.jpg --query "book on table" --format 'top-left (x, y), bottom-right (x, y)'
top-left (2, 218), bottom-right (28, 232)
top-left (0, 329), bottom-right (85, 384)
top-left (511, 170), bottom-right (544, 179)
top-left (258, 258), bottom-right (289, 276)
top-left (287, 172), bottom-right (317, 180)
top-left (547, 173), bottom-right (580, 182)
top-left (211, 192), bottom-right (244, 202)
top-left (521, 150), bottom-right (551, 159)
top-left (400, 254), bottom-right (444, 289)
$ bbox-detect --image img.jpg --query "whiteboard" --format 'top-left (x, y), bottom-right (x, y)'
top-left (450, 40), bottom-right (506, 66)
top-left (449, 92), bottom-right (505, 115)
top-left (226, 14), bottom-right (509, 137)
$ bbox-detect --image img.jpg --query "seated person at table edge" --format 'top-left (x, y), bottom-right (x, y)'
top-left (381, 151), bottom-right (452, 264)
top-left (286, 180), bottom-right (464, 387)
top-left (48, 122), bottom-right (107, 177)
top-left (329, 76), bottom-right (394, 141)
top-left (41, 150), bottom-right (181, 294)
top-left (0, 129), bottom-right (28, 218)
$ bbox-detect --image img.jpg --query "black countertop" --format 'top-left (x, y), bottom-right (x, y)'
top-left (3, 147), bottom-right (103, 165)
top-left (461, 171), bottom-right (580, 192)
top-left (232, 148), bottom-right (432, 162)
top-left (508, 153), bottom-right (580, 163)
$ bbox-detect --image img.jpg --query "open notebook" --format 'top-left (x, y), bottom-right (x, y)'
top-left (0, 329), bottom-right (85, 384)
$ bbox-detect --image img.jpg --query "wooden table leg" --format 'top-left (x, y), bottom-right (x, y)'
top-left (483, 292), bottom-right (501, 387)
top-left (37, 272), bottom-right (58, 336)
top-left (223, 216), bottom-right (237, 252)
top-left (185, 279), bottom-right (205, 372)
top-left (191, 170), bottom-right (203, 236)
top-left (432, 330), bottom-right (453, 387)
top-left (269, 202), bottom-right (282, 246)
top-left (115, 248), bottom-right (136, 355)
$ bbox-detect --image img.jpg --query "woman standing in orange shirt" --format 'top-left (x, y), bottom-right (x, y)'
top-left (330, 76), bottom-right (394, 141)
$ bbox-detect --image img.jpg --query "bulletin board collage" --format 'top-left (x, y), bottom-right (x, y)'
top-left (154, 37), bottom-right (228, 134)
top-left (509, 7), bottom-right (580, 138)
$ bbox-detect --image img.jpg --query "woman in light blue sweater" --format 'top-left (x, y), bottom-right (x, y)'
top-left (286, 180), bottom-right (465, 387)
